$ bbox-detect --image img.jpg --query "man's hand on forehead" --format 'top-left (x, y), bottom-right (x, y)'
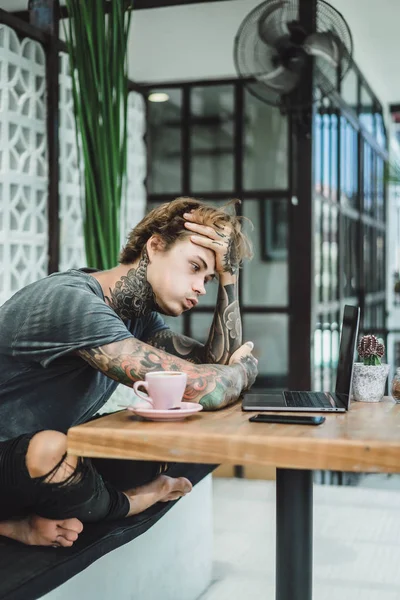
top-left (183, 211), bottom-right (239, 277)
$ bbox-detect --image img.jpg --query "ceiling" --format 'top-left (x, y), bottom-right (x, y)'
top-left (1, 0), bottom-right (399, 109)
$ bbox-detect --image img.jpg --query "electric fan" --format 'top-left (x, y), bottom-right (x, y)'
top-left (234, 0), bottom-right (353, 110)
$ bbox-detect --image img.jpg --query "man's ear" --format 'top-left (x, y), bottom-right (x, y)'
top-left (146, 235), bottom-right (166, 259)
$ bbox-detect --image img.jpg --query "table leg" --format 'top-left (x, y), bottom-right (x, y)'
top-left (276, 468), bottom-right (313, 600)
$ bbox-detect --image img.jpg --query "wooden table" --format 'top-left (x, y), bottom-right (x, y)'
top-left (67, 397), bottom-right (400, 600)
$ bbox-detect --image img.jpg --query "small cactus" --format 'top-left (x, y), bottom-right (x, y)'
top-left (357, 334), bottom-right (385, 366)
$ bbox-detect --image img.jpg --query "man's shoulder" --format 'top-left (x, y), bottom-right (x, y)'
top-left (22, 269), bottom-right (102, 299)
top-left (46, 269), bottom-right (103, 293)
top-left (0, 270), bottom-right (105, 323)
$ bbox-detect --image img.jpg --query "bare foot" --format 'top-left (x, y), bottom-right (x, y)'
top-left (124, 474), bottom-right (192, 517)
top-left (159, 475), bottom-right (193, 502)
top-left (0, 515), bottom-right (83, 547)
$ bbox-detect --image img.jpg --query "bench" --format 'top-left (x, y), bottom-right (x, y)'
top-left (0, 464), bottom-right (215, 600)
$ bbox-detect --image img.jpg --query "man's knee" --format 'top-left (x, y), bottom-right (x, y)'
top-left (26, 430), bottom-right (78, 482)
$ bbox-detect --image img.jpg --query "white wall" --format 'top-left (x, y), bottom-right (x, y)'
top-left (329, 0), bottom-right (400, 109)
top-left (128, 0), bottom-right (261, 83)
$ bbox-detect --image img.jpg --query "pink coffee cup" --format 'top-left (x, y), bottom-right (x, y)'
top-left (133, 371), bottom-right (187, 410)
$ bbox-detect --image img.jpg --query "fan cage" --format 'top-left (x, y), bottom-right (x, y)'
top-left (234, 0), bottom-right (353, 110)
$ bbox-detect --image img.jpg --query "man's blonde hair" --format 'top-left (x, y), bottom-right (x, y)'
top-left (120, 197), bottom-right (253, 266)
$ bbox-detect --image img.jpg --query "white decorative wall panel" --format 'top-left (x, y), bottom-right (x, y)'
top-left (58, 52), bottom-right (86, 271)
top-left (120, 91), bottom-right (147, 245)
top-left (0, 25), bottom-right (48, 307)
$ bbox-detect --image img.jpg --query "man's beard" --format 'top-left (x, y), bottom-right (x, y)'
top-left (106, 248), bottom-right (163, 319)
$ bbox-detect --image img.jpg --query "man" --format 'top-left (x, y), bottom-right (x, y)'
top-left (0, 197), bottom-right (258, 547)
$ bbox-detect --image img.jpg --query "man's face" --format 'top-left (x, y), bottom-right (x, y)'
top-left (147, 237), bottom-right (216, 316)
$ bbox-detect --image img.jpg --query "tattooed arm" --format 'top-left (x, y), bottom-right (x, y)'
top-left (147, 212), bottom-right (243, 365)
top-left (184, 212), bottom-right (242, 363)
top-left (204, 273), bottom-right (241, 363)
top-left (144, 330), bottom-right (206, 364)
top-left (77, 337), bottom-right (257, 410)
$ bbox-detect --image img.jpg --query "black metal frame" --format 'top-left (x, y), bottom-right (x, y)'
top-left (146, 79), bottom-right (292, 389)
top-left (314, 66), bottom-right (388, 393)
top-left (276, 469), bottom-right (313, 600)
top-left (145, 64), bottom-right (389, 394)
top-left (287, 0), bottom-right (316, 391)
top-left (46, 5), bottom-right (60, 274)
top-left (259, 199), bottom-right (288, 262)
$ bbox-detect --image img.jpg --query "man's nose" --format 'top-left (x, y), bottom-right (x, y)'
top-left (194, 279), bottom-right (206, 296)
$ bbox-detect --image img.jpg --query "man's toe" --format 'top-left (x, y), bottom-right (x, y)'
top-left (59, 518), bottom-right (83, 533)
top-left (179, 477), bottom-right (192, 493)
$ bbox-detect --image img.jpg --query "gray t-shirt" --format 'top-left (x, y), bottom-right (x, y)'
top-left (0, 269), bottom-right (168, 441)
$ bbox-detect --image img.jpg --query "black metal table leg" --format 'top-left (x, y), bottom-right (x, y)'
top-left (276, 468), bottom-right (313, 600)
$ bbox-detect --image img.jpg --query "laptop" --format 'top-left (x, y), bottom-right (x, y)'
top-left (242, 305), bottom-right (360, 413)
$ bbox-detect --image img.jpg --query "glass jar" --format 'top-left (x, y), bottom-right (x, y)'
top-left (392, 368), bottom-right (400, 403)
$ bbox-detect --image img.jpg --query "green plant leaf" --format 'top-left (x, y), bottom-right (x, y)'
top-left (64, 0), bottom-right (132, 269)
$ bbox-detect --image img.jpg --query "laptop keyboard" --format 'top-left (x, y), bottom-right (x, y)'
top-left (284, 391), bottom-right (331, 408)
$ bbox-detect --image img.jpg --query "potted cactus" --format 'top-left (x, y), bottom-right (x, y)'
top-left (352, 335), bottom-right (390, 402)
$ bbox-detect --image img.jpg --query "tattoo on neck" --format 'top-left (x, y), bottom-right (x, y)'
top-left (106, 249), bottom-right (160, 319)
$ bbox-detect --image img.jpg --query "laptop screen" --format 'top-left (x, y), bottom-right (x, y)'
top-left (335, 305), bottom-right (360, 395)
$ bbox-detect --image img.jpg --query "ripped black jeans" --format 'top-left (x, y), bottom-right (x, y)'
top-left (0, 433), bottom-right (166, 523)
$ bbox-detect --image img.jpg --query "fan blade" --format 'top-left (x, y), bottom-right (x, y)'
top-left (255, 64), bottom-right (300, 93)
top-left (303, 32), bottom-right (340, 67)
top-left (257, 0), bottom-right (290, 47)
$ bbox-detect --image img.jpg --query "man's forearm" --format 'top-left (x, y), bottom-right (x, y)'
top-left (78, 337), bottom-right (245, 410)
top-left (204, 273), bottom-right (242, 365)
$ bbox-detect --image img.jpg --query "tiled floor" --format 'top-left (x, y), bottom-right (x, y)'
top-left (199, 476), bottom-right (400, 600)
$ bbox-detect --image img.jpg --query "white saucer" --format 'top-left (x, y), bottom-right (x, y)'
top-left (126, 401), bottom-right (203, 421)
